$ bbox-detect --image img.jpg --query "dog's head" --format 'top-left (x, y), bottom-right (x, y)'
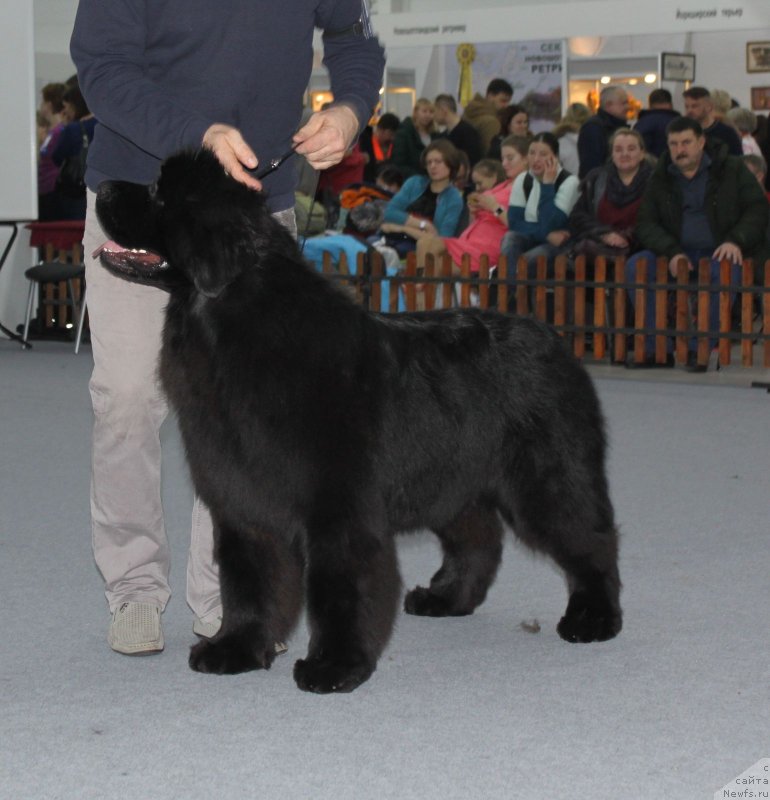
top-left (95, 149), bottom-right (279, 297)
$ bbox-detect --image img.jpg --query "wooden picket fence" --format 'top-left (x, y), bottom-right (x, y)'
top-left (317, 250), bottom-right (770, 370)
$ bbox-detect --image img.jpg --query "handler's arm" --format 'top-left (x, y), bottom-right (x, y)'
top-left (295, 1), bottom-right (385, 169)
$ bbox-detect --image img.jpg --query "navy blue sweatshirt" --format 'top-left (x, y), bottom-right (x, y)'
top-left (70, 0), bottom-right (385, 211)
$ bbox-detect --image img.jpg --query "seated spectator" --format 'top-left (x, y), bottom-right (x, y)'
top-left (487, 104), bottom-right (531, 160)
top-left (376, 139), bottom-right (464, 258)
top-left (726, 107), bottom-right (762, 156)
top-left (742, 153), bottom-right (770, 202)
top-left (415, 136), bottom-right (529, 276)
top-left (683, 86), bottom-right (743, 156)
top-left (551, 102), bottom-right (590, 177)
top-left (341, 165), bottom-right (405, 239)
top-left (37, 82), bottom-right (67, 221)
top-left (434, 93), bottom-right (483, 167)
top-left (359, 112), bottom-right (400, 183)
top-left (462, 78), bottom-right (514, 155)
top-left (742, 155), bottom-right (770, 245)
top-left (500, 132), bottom-right (580, 292)
top-left (392, 98), bottom-right (438, 178)
top-left (316, 142), bottom-right (365, 201)
top-left (569, 128), bottom-right (653, 266)
top-left (626, 117), bottom-right (769, 370)
top-left (633, 88), bottom-right (680, 158)
top-left (52, 84), bottom-right (97, 220)
top-left (577, 86), bottom-right (630, 178)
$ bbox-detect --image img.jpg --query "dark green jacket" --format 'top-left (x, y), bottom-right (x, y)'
top-left (635, 143), bottom-right (770, 282)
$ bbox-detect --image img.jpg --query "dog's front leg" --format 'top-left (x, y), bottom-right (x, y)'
top-left (294, 525), bottom-right (400, 693)
top-left (189, 522), bottom-right (302, 675)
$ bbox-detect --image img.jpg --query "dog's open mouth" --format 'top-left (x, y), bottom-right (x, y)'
top-left (94, 240), bottom-right (168, 274)
top-left (94, 241), bottom-right (185, 290)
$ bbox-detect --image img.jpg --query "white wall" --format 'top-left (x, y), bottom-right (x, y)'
top-left (33, 0), bottom-right (78, 90)
top-left (692, 28), bottom-right (770, 107)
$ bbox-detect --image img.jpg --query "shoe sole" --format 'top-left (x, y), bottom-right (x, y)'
top-left (109, 642), bottom-right (164, 656)
top-left (108, 632), bottom-right (164, 656)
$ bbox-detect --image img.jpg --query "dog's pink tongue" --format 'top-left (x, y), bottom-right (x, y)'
top-left (92, 240), bottom-right (126, 258)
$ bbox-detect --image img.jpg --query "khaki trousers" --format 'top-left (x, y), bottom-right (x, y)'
top-left (84, 189), bottom-right (295, 619)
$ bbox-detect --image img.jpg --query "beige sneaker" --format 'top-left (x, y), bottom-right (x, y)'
top-left (108, 602), bottom-right (164, 655)
top-left (192, 614), bottom-right (288, 654)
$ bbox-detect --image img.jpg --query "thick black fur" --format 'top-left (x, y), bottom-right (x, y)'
top-left (96, 149), bottom-right (622, 693)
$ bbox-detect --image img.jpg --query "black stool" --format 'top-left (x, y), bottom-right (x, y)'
top-left (22, 261), bottom-right (88, 353)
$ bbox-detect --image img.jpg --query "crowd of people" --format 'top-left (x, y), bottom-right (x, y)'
top-left (36, 73), bottom-right (770, 371)
top-left (308, 79), bottom-right (770, 371)
top-left (36, 76), bottom-right (97, 221)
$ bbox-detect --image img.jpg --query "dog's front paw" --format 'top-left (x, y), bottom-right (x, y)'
top-left (404, 586), bottom-right (472, 617)
top-left (189, 635), bottom-right (275, 674)
top-left (557, 593), bottom-right (622, 643)
top-left (293, 657), bottom-right (374, 693)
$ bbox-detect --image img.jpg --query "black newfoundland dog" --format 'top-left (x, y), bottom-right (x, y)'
top-left (96, 149), bottom-right (622, 693)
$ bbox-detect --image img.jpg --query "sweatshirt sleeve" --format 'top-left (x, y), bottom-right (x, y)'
top-left (318, 1), bottom-right (386, 134)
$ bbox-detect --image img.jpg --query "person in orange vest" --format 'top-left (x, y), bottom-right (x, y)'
top-left (359, 112), bottom-right (400, 183)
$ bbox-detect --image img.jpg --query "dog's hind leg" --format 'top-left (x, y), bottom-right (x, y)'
top-left (404, 502), bottom-right (504, 617)
top-left (502, 459), bottom-right (622, 644)
top-left (189, 522), bottom-right (303, 675)
top-left (294, 523), bottom-right (400, 694)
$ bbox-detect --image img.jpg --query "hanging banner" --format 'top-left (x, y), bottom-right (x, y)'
top-left (444, 40), bottom-right (565, 131)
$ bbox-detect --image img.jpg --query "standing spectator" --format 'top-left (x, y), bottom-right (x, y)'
top-left (359, 112), bottom-right (400, 183)
top-left (392, 98), bottom-right (438, 178)
top-left (51, 84), bottom-right (97, 220)
top-left (710, 89), bottom-right (735, 120)
top-left (487, 104), bottom-right (530, 160)
top-left (627, 117), bottom-right (769, 369)
top-left (577, 85), bottom-right (630, 178)
top-left (37, 82), bottom-right (67, 220)
top-left (726, 107), bottom-right (762, 156)
top-left (633, 88), bottom-right (680, 158)
top-left (462, 78), bottom-right (514, 156)
top-left (683, 86), bottom-right (743, 156)
top-left (434, 93), bottom-right (483, 167)
top-left (71, 0), bottom-right (385, 655)
top-left (552, 102), bottom-right (590, 177)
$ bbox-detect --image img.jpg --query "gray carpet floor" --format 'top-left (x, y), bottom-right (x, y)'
top-left (1, 340), bottom-right (768, 800)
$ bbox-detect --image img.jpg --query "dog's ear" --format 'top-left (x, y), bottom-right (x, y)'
top-left (169, 206), bottom-right (263, 299)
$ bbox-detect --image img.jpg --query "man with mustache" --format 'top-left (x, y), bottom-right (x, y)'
top-left (625, 116), bottom-right (768, 370)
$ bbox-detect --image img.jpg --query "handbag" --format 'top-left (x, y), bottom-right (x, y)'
top-left (55, 122), bottom-right (89, 199)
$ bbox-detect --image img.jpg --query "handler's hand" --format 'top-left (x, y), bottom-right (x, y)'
top-left (293, 105), bottom-right (360, 170)
top-left (203, 124), bottom-right (262, 191)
